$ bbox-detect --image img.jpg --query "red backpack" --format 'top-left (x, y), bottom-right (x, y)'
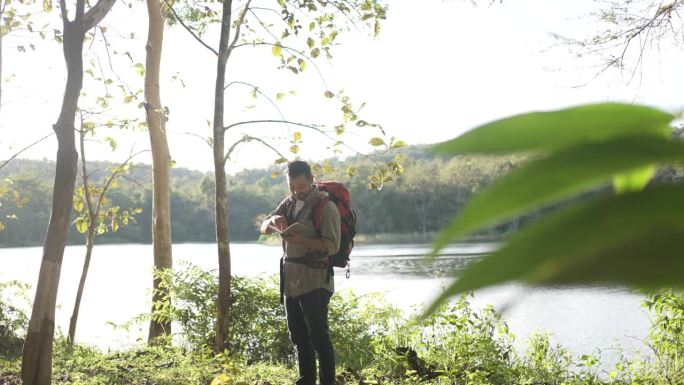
top-left (312, 181), bottom-right (357, 277)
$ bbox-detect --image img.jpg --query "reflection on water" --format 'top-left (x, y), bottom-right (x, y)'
top-left (0, 242), bottom-right (651, 371)
top-left (349, 243), bottom-right (494, 277)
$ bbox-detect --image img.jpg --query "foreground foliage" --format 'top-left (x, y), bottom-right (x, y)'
top-left (431, 103), bottom-right (684, 313)
top-left (3, 269), bottom-right (684, 384)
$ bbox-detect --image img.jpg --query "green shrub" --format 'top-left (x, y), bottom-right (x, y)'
top-left (152, 262), bottom-right (400, 369)
top-left (0, 280), bottom-right (29, 359)
top-left (51, 336), bottom-right (216, 385)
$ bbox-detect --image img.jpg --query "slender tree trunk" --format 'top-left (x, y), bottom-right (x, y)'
top-left (145, 0), bottom-right (172, 342)
top-left (18, 0), bottom-right (114, 374)
top-left (1, 28), bottom-right (4, 114)
top-left (213, 0), bottom-right (232, 353)
top-left (21, 16), bottom-right (84, 385)
top-left (67, 228), bottom-right (95, 344)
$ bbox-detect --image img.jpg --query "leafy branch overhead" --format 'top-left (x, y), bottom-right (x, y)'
top-left (167, 0), bottom-right (398, 190)
top-left (427, 102), bottom-right (684, 314)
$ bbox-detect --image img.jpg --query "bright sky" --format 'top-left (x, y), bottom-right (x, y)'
top-left (2, 0), bottom-right (683, 173)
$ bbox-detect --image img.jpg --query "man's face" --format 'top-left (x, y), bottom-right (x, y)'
top-left (288, 174), bottom-right (313, 200)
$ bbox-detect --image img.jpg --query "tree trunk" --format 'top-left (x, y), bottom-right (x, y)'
top-left (67, 227), bottom-right (95, 344)
top-left (1, 27), bottom-right (4, 114)
top-left (21, 17), bottom-right (84, 385)
top-left (213, 0), bottom-right (232, 353)
top-left (19, 0), bottom-right (115, 376)
top-left (145, 0), bottom-right (172, 342)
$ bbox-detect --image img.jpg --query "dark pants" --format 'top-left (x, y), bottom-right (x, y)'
top-left (285, 289), bottom-right (335, 385)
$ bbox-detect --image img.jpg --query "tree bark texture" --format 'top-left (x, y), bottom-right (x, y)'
top-left (20, 0), bottom-right (115, 380)
top-left (67, 225), bottom-right (95, 344)
top-left (145, 0), bottom-right (173, 342)
top-left (21, 15), bottom-right (84, 385)
top-left (1, 29), bottom-right (4, 115)
top-left (213, 0), bottom-right (233, 353)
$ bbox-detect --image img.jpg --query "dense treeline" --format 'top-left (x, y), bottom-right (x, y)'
top-left (2, 145), bottom-right (683, 247)
top-left (0, 146), bottom-right (517, 247)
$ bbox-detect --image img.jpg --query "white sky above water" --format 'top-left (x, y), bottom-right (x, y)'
top-left (1, 0), bottom-right (683, 173)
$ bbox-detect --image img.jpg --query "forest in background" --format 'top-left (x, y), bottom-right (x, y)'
top-left (0, 145), bottom-right (523, 247)
top-left (3, 142), bottom-right (684, 248)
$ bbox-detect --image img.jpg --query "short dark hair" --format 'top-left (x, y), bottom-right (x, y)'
top-left (286, 160), bottom-right (312, 179)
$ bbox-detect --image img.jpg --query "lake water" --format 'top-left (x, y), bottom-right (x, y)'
top-left (0, 242), bottom-right (651, 370)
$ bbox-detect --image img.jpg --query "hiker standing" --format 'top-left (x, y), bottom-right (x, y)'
top-left (261, 160), bottom-right (341, 385)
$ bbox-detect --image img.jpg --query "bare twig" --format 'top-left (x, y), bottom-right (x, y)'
top-left (224, 135), bottom-right (288, 162)
top-left (223, 119), bottom-right (383, 169)
top-left (164, 0), bottom-right (218, 56)
top-left (224, 80), bottom-right (290, 129)
top-left (177, 130), bottom-right (213, 148)
top-left (0, 133), bottom-right (55, 172)
top-left (226, 0), bottom-right (252, 59)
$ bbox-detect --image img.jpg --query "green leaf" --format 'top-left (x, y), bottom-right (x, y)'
top-left (613, 165), bottom-right (656, 193)
top-left (290, 145), bottom-right (299, 154)
top-left (43, 0), bottom-right (52, 12)
top-left (324, 90), bottom-right (335, 98)
top-left (369, 137), bottom-right (386, 147)
top-left (426, 184), bottom-right (684, 315)
top-left (104, 136), bottom-right (117, 152)
top-left (271, 44), bottom-right (283, 57)
top-left (309, 22), bottom-right (315, 31)
top-left (432, 136), bottom-right (684, 252)
top-left (134, 63), bottom-right (145, 77)
top-left (307, 37), bottom-right (314, 48)
top-left (391, 140), bottom-right (407, 148)
top-left (74, 217), bottom-right (88, 233)
top-left (276, 92), bottom-right (286, 101)
top-left (434, 103), bottom-right (673, 154)
top-left (374, 21), bottom-right (380, 37)
top-left (274, 157), bottom-right (288, 165)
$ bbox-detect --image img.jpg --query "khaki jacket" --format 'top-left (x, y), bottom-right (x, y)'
top-left (268, 188), bottom-right (341, 297)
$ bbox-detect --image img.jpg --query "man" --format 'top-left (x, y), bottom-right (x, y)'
top-left (261, 160), bottom-right (341, 385)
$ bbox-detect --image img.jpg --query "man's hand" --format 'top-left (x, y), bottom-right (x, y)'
top-left (261, 215), bottom-right (287, 234)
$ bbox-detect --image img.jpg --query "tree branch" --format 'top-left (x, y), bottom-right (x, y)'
top-left (224, 119), bottom-right (324, 133)
top-left (83, 0), bottom-right (117, 30)
top-left (95, 149), bottom-right (146, 215)
top-left (164, 0), bottom-right (218, 56)
top-left (224, 135), bottom-right (288, 162)
top-left (76, 0), bottom-right (86, 21)
top-left (224, 80), bottom-right (289, 127)
top-left (246, 8), bottom-right (281, 45)
top-left (0, 133), bottom-right (54, 172)
top-left (226, 0), bottom-right (252, 59)
top-left (222, 119), bottom-right (383, 170)
top-left (59, 0), bottom-right (69, 24)
top-left (231, 41), bottom-right (328, 86)
top-left (178, 131), bottom-right (213, 148)
top-left (78, 113), bottom-right (98, 219)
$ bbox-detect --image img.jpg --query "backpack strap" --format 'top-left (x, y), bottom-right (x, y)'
top-left (311, 196), bottom-right (330, 233)
top-left (309, 196), bottom-right (334, 282)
